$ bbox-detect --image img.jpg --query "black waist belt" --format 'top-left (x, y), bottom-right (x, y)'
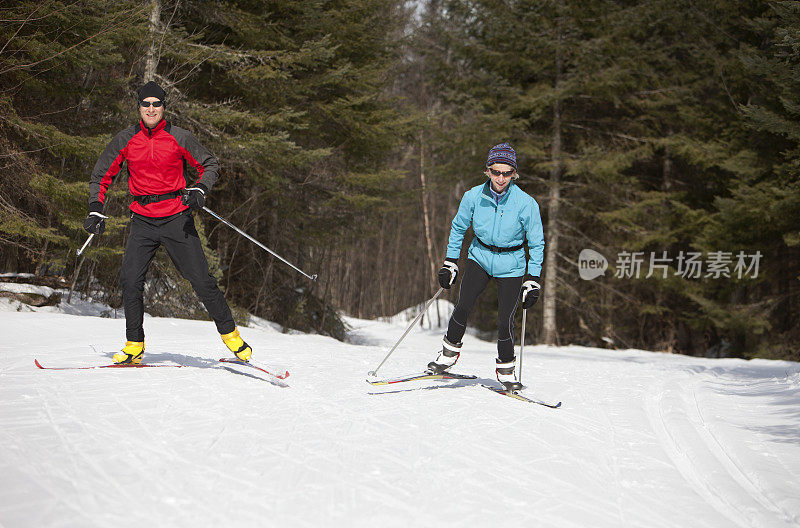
top-left (475, 236), bottom-right (524, 253)
top-left (132, 191), bottom-right (182, 206)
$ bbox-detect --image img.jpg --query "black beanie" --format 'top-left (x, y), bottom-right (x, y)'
top-left (137, 81), bottom-right (166, 102)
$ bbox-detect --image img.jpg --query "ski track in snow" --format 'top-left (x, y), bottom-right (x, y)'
top-left (646, 368), bottom-right (800, 528)
top-left (1, 309), bottom-right (799, 527)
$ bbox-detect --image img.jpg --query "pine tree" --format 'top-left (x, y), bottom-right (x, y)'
top-left (415, 0), bottom-right (676, 345)
top-left (0, 0), bottom-right (145, 279)
top-left (146, 0), bottom-right (413, 334)
top-left (698, 1), bottom-right (800, 359)
top-left (1, 0), bottom-right (413, 338)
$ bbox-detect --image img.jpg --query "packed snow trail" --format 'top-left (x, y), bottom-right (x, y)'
top-left (1, 309), bottom-right (799, 527)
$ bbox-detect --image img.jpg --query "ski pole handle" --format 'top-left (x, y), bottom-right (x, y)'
top-left (76, 234), bottom-right (94, 256)
top-left (202, 206), bottom-right (318, 282)
top-left (367, 287), bottom-right (444, 377)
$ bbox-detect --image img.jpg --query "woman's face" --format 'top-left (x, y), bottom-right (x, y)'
top-left (487, 163), bottom-right (515, 193)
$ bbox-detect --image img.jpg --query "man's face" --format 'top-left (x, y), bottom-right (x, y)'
top-left (139, 97), bottom-right (164, 128)
top-left (487, 163), bottom-right (515, 193)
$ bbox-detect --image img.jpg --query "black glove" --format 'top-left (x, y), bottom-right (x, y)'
top-left (83, 202), bottom-right (108, 235)
top-left (437, 258), bottom-right (459, 289)
top-left (520, 276), bottom-right (541, 309)
top-left (181, 184), bottom-right (208, 210)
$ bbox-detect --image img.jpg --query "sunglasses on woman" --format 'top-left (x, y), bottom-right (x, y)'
top-left (139, 100), bottom-right (164, 108)
top-left (488, 167), bottom-right (515, 177)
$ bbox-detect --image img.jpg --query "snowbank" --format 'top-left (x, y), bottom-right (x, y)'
top-left (379, 298), bottom-right (455, 329)
top-left (0, 280), bottom-right (124, 318)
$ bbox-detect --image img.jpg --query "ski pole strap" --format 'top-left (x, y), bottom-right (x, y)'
top-left (131, 191), bottom-right (182, 206)
top-left (474, 236), bottom-right (524, 253)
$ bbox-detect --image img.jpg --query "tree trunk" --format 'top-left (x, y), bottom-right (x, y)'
top-left (542, 13), bottom-right (563, 346)
top-left (377, 213), bottom-right (387, 314)
top-left (67, 256), bottom-right (86, 304)
top-left (418, 59), bottom-right (439, 306)
top-left (419, 132), bottom-right (437, 294)
top-left (143, 0), bottom-right (161, 82)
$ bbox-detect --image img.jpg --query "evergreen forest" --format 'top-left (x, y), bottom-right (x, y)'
top-left (1, 0), bottom-right (798, 360)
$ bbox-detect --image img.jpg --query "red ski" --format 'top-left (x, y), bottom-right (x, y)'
top-left (218, 358), bottom-right (290, 380)
top-left (35, 359), bottom-right (184, 370)
top-left (367, 371), bottom-right (477, 386)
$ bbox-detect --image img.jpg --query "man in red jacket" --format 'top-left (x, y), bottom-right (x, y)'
top-left (83, 81), bottom-right (251, 365)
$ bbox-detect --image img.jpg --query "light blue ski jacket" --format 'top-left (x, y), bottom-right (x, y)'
top-left (446, 180), bottom-right (545, 278)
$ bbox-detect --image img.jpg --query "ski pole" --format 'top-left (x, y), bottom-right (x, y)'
top-left (519, 308), bottom-right (527, 385)
top-left (202, 206), bottom-right (318, 282)
top-left (76, 234), bottom-right (94, 256)
top-left (368, 287), bottom-right (444, 377)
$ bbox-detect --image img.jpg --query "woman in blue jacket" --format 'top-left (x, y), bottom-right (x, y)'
top-left (429, 143), bottom-right (545, 390)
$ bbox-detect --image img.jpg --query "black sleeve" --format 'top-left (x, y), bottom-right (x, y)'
top-left (170, 126), bottom-right (220, 191)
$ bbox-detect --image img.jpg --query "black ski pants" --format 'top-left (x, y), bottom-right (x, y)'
top-left (120, 211), bottom-right (235, 342)
top-left (445, 259), bottom-right (523, 362)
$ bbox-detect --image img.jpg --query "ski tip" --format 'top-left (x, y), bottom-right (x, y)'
top-left (34, 358), bottom-right (44, 369)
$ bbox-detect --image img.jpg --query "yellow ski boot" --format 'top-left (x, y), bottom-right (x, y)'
top-left (221, 328), bottom-right (252, 362)
top-left (113, 341), bottom-right (144, 365)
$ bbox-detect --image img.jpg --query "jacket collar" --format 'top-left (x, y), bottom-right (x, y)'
top-left (139, 118), bottom-right (167, 136)
top-left (481, 179), bottom-right (514, 205)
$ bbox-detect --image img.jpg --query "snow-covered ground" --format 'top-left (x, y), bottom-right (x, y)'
top-left (377, 298), bottom-right (454, 329)
top-left (1, 292), bottom-right (799, 527)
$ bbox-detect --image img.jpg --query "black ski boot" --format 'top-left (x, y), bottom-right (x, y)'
top-left (427, 337), bottom-right (462, 374)
top-left (496, 357), bottom-right (523, 391)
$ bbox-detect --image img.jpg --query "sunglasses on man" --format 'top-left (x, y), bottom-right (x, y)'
top-left (488, 167), bottom-right (516, 177)
top-left (139, 100), bottom-right (164, 108)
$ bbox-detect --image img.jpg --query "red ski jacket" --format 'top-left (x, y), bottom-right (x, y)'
top-left (88, 119), bottom-right (219, 217)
